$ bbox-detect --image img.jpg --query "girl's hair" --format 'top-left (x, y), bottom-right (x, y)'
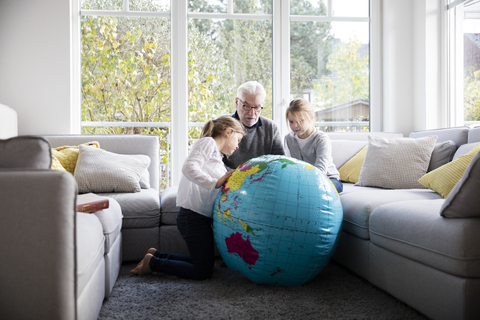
top-left (237, 81), bottom-right (266, 104)
top-left (200, 115), bottom-right (245, 139)
top-left (286, 98), bottom-right (316, 125)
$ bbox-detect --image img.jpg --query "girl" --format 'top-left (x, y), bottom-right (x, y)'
top-left (284, 98), bottom-right (343, 193)
top-left (131, 115), bottom-right (245, 280)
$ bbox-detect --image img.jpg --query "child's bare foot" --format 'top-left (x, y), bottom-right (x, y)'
top-left (147, 248), bottom-right (157, 255)
top-left (130, 253), bottom-right (153, 275)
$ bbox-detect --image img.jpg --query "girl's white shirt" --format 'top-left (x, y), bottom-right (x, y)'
top-left (176, 137), bottom-right (226, 218)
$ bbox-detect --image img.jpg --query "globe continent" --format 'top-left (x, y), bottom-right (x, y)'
top-left (213, 155), bottom-right (343, 286)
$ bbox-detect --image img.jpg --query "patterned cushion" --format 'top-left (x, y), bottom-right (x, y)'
top-left (74, 145), bottom-right (150, 193)
top-left (356, 135), bottom-right (437, 189)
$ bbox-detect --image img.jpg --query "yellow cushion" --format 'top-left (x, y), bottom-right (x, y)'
top-left (51, 141), bottom-right (100, 174)
top-left (418, 142), bottom-right (480, 198)
top-left (338, 145), bottom-right (367, 183)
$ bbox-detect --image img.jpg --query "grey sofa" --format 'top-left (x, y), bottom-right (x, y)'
top-left (329, 126), bottom-right (480, 320)
top-left (159, 127), bottom-right (480, 320)
top-left (0, 134), bottom-right (161, 320)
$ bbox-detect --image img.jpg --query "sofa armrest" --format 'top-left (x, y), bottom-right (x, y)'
top-left (0, 170), bottom-right (77, 320)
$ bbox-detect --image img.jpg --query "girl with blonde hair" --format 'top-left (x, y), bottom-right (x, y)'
top-left (284, 98), bottom-right (343, 193)
top-left (131, 115), bottom-right (244, 279)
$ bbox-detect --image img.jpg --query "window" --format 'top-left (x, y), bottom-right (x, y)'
top-left (79, 0), bottom-right (371, 189)
top-left (187, 1), bottom-right (273, 142)
top-left (80, 0), bottom-right (171, 189)
top-left (290, 0), bottom-right (370, 132)
top-left (447, 0), bottom-right (480, 126)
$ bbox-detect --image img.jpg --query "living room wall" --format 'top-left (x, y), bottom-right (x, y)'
top-left (0, 0), bottom-right (74, 135)
top-left (0, 0), bottom-right (444, 137)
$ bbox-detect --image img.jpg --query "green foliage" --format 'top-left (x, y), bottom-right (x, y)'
top-left (290, 0), bottom-right (332, 96)
top-left (314, 39), bottom-right (369, 109)
top-left (464, 69), bottom-right (480, 121)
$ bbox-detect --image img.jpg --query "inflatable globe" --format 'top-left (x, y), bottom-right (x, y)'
top-left (213, 155), bottom-right (343, 286)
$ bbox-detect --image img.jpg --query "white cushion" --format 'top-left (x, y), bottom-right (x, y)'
top-left (355, 135), bottom-right (437, 189)
top-left (74, 145), bottom-right (150, 193)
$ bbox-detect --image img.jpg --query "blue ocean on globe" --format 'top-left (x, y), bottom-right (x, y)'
top-left (213, 155), bottom-right (343, 286)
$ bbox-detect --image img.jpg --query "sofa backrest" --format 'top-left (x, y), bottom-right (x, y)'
top-left (468, 126), bottom-right (480, 143)
top-left (43, 135), bottom-right (160, 191)
top-left (409, 126), bottom-right (469, 148)
top-left (327, 132), bottom-right (403, 141)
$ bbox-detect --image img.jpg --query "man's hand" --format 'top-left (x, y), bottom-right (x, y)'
top-left (216, 170), bottom-right (235, 188)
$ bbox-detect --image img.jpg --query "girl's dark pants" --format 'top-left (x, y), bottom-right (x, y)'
top-left (149, 207), bottom-right (215, 280)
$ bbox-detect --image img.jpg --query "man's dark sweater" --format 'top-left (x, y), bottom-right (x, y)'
top-left (223, 112), bottom-right (285, 170)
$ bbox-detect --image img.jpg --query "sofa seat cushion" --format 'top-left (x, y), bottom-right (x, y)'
top-left (100, 188), bottom-right (160, 228)
top-left (339, 188), bottom-right (443, 239)
top-left (76, 212), bottom-right (105, 297)
top-left (160, 186), bottom-right (180, 225)
top-left (369, 199), bottom-right (480, 277)
top-left (91, 198), bottom-right (123, 254)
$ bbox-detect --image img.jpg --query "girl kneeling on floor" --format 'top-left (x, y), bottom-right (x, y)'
top-left (131, 115), bottom-right (245, 280)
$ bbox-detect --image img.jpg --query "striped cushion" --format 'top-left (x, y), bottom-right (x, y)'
top-left (419, 142), bottom-right (480, 198)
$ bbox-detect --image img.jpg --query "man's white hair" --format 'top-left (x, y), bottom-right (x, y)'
top-left (237, 81), bottom-right (266, 104)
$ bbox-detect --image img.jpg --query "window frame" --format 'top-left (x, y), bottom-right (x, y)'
top-left (76, 0), bottom-right (377, 187)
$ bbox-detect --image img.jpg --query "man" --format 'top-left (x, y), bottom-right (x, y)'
top-left (223, 81), bottom-right (285, 170)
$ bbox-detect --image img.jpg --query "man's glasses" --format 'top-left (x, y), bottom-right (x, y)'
top-left (237, 98), bottom-right (263, 112)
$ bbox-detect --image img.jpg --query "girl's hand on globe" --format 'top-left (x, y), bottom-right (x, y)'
top-left (216, 170), bottom-right (234, 188)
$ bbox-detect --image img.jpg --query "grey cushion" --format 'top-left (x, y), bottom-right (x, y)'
top-left (0, 136), bottom-right (51, 169)
top-left (339, 188), bottom-right (443, 239)
top-left (356, 135), bottom-right (437, 189)
top-left (369, 199), bottom-right (480, 278)
top-left (75, 145), bottom-right (149, 193)
top-left (99, 188), bottom-right (160, 229)
top-left (453, 142), bottom-right (479, 160)
top-left (441, 151), bottom-right (480, 218)
top-left (468, 126), bottom-right (480, 143)
top-left (428, 140), bottom-right (457, 172)
top-left (160, 186), bottom-right (180, 225)
top-left (409, 126), bottom-right (469, 147)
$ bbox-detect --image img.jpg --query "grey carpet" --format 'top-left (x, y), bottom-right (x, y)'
top-left (99, 259), bottom-right (428, 320)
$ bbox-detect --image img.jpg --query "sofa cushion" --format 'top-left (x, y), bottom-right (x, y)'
top-left (0, 136), bottom-right (51, 169)
top-left (409, 126), bottom-right (469, 147)
top-left (76, 211), bottom-right (105, 298)
top-left (356, 135), bottom-right (437, 189)
top-left (369, 199), bottom-right (480, 278)
top-left (441, 151), bottom-right (480, 218)
top-left (339, 188), bottom-right (443, 239)
top-left (100, 188), bottom-right (160, 229)
top-left (419, 142), bottom-right (480, 198)
top-left (90, 198), bottom-right (123, 254)
top-left (428, 140), bottom-right (457, 172)
top-left (338, 145), bottom-right (367, 183)
top-left (51, 141), bottom-right (100, 174)
top-left (160, 186), bottom-right (180, 225)
top-left (75, 145), bottom-right (150, 193)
